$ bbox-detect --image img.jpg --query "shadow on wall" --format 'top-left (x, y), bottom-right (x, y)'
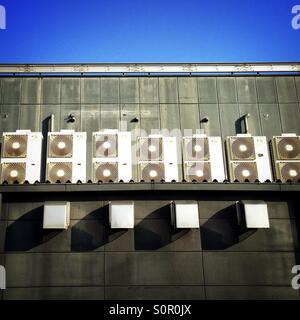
top-left (71, 205), bottom-right (126, 251)
top-left (200, 204), bottom-right (256, 250)
top-left (41, 116), bottom-right (51, 182)
top-left (5, 206), bottom-right (62, 251)
top-left (4, 202), bottom-right (266, 252)
top-left (235, 117), bottom-right (243, 135)
top-left (4, 204), bottom-right (126, 252)
top-left (134, 204), bottom-right (189, 250)
top-left (236, 115), bottom-right (251, 135)
top-left (70, 205), bottom-right (108, 251)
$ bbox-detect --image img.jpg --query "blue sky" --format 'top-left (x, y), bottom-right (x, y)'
top-left (0, 0), bottom-right (299, 63)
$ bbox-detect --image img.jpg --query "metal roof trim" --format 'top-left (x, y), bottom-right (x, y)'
top-left (0, 63), bottom-right (300, 75)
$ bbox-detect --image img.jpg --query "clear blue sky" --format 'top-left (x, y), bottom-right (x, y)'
top-left (0, 0), bottom-right (299, 63)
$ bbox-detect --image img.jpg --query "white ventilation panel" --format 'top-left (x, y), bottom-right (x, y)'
top-left (171, 201), bottom-right (199, 229)
top-left (109, 201), bottom-right (134, 229)
top-left (92, 130), bottom-right (132, 182)
top-left (46, 130), bottom-right (86, 183)
top-left (226, 134), bottom-right (273, 182)
top-left (183, 134), bottom-right (226, 182)
top-left (271, 134), bottom-right (300, 182)
top-left (43, 202), bottom-right (70, 229)
top-left (0, 130), bottom-right (43, 184)
top-left (236, 201), bottom-right (270, 229)
top-left (138, 135), bottom-right (179, 182)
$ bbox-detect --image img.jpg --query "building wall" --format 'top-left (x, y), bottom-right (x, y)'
top-left (0, 194), bottom-right (299, 300)
top-left (1, 76), bottom-right (300, 137)
top-left (0, 75), bottom-right (300, 300)
top-left (1, 76), bottom-right (300, 181)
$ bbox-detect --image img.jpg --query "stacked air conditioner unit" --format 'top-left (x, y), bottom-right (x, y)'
top-left (0, 130), bottom-right (43, 184)
top-left (271, 133), bottom-right (300, 182)
top-left (46, 130), bottom-right (86, 183)
top-left (182, 134), bottom-right (226, 182)
top-left (137, 134), bottom-right (178, 182)
top-left (226, 134), bottom-right (273, 182)
top-left (92, 130), bottom-right (132, 182)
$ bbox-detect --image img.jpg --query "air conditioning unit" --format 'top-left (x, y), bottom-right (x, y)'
top-left (182, 134), bottom-right (226, 182)
top-left (138, 134), bottom-right (179, 182)
top-left (0, 130), bottom-right (43, 184)
top-left (46, 130), bottom-right (86, 183)
top-left (271, 133), bottom-right (300, 182)
top-left (92, 130), bottom-right (132, 182)
top-left (226, 134), bottom-right (273, 182)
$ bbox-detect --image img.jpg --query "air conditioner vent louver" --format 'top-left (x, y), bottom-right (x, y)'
top-left (278, 162), bottom-right (300, 182)
top-left (231, 162), bottom-right (258, 182)
top-left (185, 162), bottom-right (211, 182)
top-left (1, 162), bottom-right (26, 184)
top-left (275, 137), bottom-right (300, 160)
top-left (139, 137), bottom-right (163, 161)
top-left (3, 135), bottom-right (28, 158)
top-left (229, 137), bottom-right (255, 160)
top-left (140, 162), bottom-right (165, 182)
top-left (184, 137), bottom-right (209, 161)
top-left (49, 135), bottom-right (73, 158)
top-left (94, 134), bottom-right (118, 158)
top-left (47, 162), bottom-right (72, 183)
top-left (94, 162), bottom-right (118, 182)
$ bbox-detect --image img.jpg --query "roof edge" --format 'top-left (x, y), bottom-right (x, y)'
top-left (0, 62), bottom-right (300, 75)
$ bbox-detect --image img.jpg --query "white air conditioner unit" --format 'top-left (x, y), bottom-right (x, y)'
top-left (138, 135), bottom-right (179, 182)
top-left (171, 201), bottom-right (199, 229)
top-left (0, 130), bottom-right (43, 184)
top-left (46, 130), bottom-right (86, 183)
top-left (109, 201), bottom-right (134, 229)
top-left (271, 133), bottom-right (300, 182)
top-left (236, 200), bottom-right (270, 229)
top-left (92, 130), bottom-right (132, 182)
top-left (43, 202), bottom-right (70, 229)
top-left (182, 134), bottom-right (226, 182)
top-left (226, 134), bottom-right (273, 182)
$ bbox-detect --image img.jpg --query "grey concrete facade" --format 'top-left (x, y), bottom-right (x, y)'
top-left (0, 74), bottom-right (300, 299)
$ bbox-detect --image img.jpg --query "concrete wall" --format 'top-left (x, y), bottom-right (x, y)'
top-left (0, 194), bottom-right (299, 300)
top-left (0, 75), bottom-right (300, 299)
top-left (1, 76), bottom-right (300, 181)
top-left (1, 76), bottom-right (300, 137)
